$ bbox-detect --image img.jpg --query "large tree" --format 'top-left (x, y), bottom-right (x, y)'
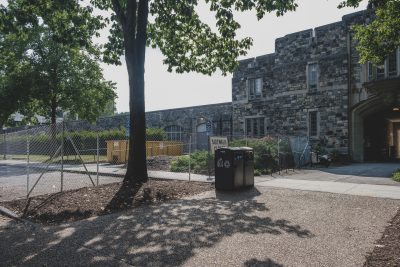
top-left (91, 0), bottom-right (299, 185)
top-left (0, 1), bottom-right (115, 125)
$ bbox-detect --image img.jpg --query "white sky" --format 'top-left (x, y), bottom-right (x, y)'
top-left (1, 0), bottom-right (369, 113)
top-left (105, 0), bottom-right (368, 112)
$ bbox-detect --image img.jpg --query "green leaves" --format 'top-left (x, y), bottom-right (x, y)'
top-left (147, 0), bottom-right (297, 75)
top-left (0, 0), bottom-right (116, 124)
top-left (352, 0), bottom-right (400, 64)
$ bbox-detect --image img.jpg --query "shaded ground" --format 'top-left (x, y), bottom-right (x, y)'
top-left (267, 163), bottom-right (400, 186)
top-left (1, 179), bottom-right (213, 225)
top-left (365, 209), bottom-right (400, 267)
top-left (1, 187), bottom-right (399, 266)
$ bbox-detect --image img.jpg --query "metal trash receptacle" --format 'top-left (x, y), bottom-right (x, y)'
top-left (214, 147), bottom-right (244, 190)
top-left (241, 147), bottom-right (254, 187)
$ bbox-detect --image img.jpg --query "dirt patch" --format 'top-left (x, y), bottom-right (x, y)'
top-left (1, 179), bottom-right (213, 225)
top-left (147, 156), bottom-right (175, 171)
top-left (364, 208), bottom-right (400, 266)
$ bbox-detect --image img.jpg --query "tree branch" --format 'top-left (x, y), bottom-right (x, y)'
top-left (111, 0), bottom-right (126, 30)
top-left (126, 0), bottom-right (137, 39)
top-left (136, 0), bottom-right (149, 65)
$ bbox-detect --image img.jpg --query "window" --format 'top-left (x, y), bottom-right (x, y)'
top-left (368, 62), bottom-right (374, 81)
top-left (376, 65), bottom-right (385, 80)
top-left (309, 112), bottom-right (318, 137)
top-left (388, 51), bottom-right (397, 77)
top-left (245, 117), bottom-right (265, 138)
top-left (248, 78), bottom-right (263, 99)
top-left (165, 125), bottom-right (183, 141)
top-left (308, 63), bottom-right (318, 90)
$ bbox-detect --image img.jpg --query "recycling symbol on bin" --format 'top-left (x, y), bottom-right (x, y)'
top-left (217, 158), bottom-right (224, 168)
top-left (224, 160), bottom-right (231, 169)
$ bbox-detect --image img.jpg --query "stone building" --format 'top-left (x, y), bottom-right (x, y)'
top-left (232, 10), bottom-right (400, 162)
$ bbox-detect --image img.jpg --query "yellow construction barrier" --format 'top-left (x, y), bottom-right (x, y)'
top-left (106, 140), bottom-right (183, 163)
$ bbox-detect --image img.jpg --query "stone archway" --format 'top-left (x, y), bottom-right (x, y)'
top-left (351, 94), bottom-right (400, 162)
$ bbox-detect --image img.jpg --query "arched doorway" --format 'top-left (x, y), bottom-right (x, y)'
top-left (351, 95), bottom-right (400, 162)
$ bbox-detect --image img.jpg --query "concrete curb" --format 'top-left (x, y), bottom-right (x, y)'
top-left (0, 206), bottom-right (37, 229)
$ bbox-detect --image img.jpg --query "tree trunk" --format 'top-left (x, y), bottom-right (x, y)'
top-left (51, 96), bottom-right (57, 125)
top-left (123, 0), bottom-right (149, 185)
top-left (124, 52), bottom-right (148, 184)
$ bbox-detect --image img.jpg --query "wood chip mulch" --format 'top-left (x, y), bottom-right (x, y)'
top-left (0, 179), bottom-right (214, 225)
top-left (364, 208), bottom-right (400, 267)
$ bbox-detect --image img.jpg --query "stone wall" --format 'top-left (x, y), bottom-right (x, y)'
top-left (64, 102), bottom-right (233, 137)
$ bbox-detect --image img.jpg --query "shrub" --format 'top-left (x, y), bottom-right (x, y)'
top-left (230, 137), bottom-right (292, 174)
top-left (170, 151), bottom-right (212, 174)
top-left (392, 169), bottom-right (400, 182)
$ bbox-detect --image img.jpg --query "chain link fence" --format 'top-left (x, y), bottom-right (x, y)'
top-left (0, 122), bottom-right (311, 200)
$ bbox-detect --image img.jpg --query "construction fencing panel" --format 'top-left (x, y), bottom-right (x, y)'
top-left (0, 121), bottom-right (312, 201)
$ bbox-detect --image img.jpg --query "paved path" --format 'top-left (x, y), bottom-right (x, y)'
top-left (1, 187), bottom-right (399, 266)
top-left (2, 160), bottom-right (400, 200)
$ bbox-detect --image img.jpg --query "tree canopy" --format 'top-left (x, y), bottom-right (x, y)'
top-left (340, 0), bottom-right (400, 64)
top-left (0, 0), bottom-right (116, 125)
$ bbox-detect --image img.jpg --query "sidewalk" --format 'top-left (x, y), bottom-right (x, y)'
top-left (3, 159), bottom-right (400, 200)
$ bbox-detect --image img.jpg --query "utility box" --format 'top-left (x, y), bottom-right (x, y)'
top-left (241, 147), bottom-right (254, 187)
top-left (214, 147), bottom-right (245, 190)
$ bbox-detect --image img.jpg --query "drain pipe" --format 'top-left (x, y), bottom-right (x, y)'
top-left (346, 24), bottom-right (353, 161)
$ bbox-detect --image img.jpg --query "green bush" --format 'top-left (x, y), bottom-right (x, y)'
top-left (230, 137), bottom-right (292, 175)
top-left (392, 169), bottom-right (400, 182)
top-left (170, 155), bottom-right (190, 172)
top-left (170, 151), bottom-right (212, 174)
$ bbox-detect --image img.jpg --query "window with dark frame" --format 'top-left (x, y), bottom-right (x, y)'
top-left (309, 112), bottom-right (318, 137)
top-left (248, 78), bottom-right (263, 99)
top-left (308, 63), bottom-right (318, 90)
top-left (368, 62), bottom-right (374, 81)
top-left (388, 51), bottom-right (397, 77)
top-left (245, 117), bottom-right (265, 138)
top-left (376, 65), bottom-right (385, 80)
top-left (165, 125), bottom-right (183, 141)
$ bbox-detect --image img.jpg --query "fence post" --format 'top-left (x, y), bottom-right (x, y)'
top-left (61, 121), bottom-right (64, 192)
top-left (277, 136), bottom-right (281, 175)
top-left (26, 134), bottom-right (30, 198)
top-left (188, 135), bottom-right (191, 181)
top-left (3, 132), bottom-right (6, 160)
top-left (96, 132), bottom-right (99, 186)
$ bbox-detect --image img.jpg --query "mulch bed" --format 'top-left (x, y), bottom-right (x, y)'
top-left (1, 179), bottom-right (214, 225)
top-left (364, 208), bottom-right (400, 266)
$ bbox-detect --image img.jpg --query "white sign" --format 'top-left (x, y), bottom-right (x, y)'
top-left (209, 136), bottom-right (229, 155)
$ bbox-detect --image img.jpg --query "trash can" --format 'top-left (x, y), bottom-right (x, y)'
top-left (214, 147), bottom-right (244, 190)
top-left (241, 147), bottom-right (254, 187)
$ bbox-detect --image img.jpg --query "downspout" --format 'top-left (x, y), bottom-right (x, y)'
top-left (346, 23), bottom-right (353, 161)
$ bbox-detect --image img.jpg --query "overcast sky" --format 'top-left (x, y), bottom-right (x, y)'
top-left (105, 0), bottom-right (368, 113)
top-left (1, 0), bottom-right (369, 113)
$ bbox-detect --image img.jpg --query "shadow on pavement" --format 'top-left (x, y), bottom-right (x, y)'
top-left (305, 163), bottom-right (399, 178)
top-left (0, 189), bottom-right (313, 266)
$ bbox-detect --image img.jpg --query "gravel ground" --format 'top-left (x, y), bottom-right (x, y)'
top-left (1, 186), bottom-right (399, 266)
top-left (0, 164), bottom-right (121, 201)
